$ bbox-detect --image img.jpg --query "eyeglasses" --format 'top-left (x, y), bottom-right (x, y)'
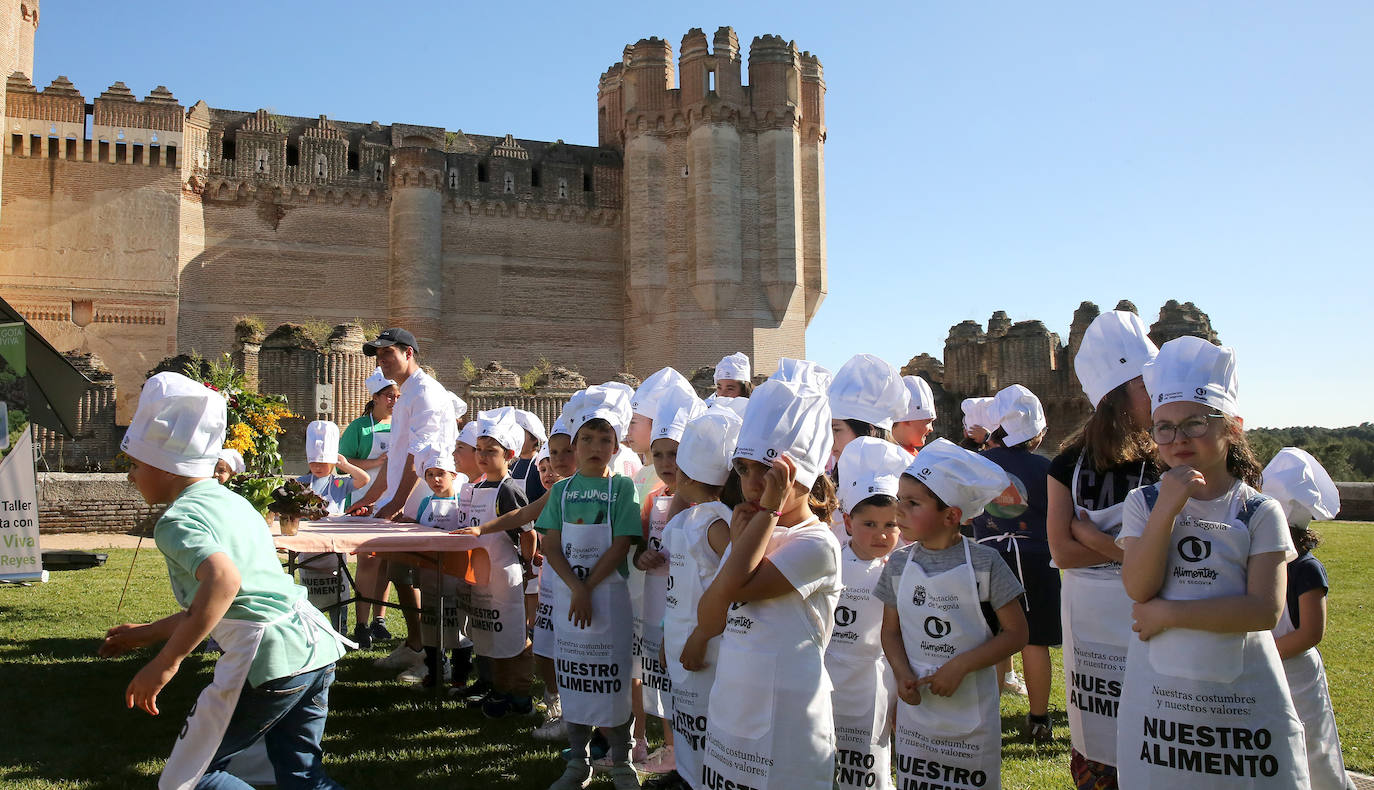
top-left (1150, 413), bottom-right (1225, 444)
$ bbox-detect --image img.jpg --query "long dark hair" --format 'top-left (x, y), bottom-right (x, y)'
top-left (1060, 381), bottom-right (1155, 472)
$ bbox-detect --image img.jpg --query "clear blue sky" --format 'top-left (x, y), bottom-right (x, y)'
top-left (33, 1), bottom-right (1372, 428)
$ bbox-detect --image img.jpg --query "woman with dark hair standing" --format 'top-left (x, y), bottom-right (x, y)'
top-left (1046, 311), bottom-right (1159, 789)
top-left (339, 367), bottom-right (399, 647)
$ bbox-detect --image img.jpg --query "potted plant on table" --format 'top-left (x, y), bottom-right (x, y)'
top-left (268, 479), bottom-right (329, 536)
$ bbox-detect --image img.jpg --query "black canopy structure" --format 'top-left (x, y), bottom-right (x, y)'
top-left (0, 295), bottom-right (93, 438)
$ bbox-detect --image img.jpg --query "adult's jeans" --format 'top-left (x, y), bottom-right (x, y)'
top-left (196, 663), bottom-right (344, 790)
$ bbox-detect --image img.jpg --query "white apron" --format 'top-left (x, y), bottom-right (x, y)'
top-left (702, 516), bottom-right (839, 790)
top-left (552, 477), bottom-right (634, 727)
top-left (1274, 601), bottom-right (1353, 790)
top-left (630, 493), bottom-right (673, 717)
top-left (663, 501), bottom-right (731, 790)
top-left (417, 496), bottom-right (467, 648)
top-left (160, 600), bottom-right (353, 790)
top-left (1061, 452), bottom-right (1138, 765)
top-left (893, 538), bottom-right (1001, 790)
top-left (466, 483), bottom-right (529, 659)
top-left (825, 545), bottom-right (896, 790)
top-left (532, 558), bottom-right (558, 659)
top-left (350, 417), bottom-right (391, 501)
top-left (1117, 485), bottom-right (1309, 789)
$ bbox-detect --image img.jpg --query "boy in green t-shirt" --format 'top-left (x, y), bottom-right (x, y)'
top-left (99, 372), bottom-right (349, 789)
top-left (536, 383), bottom-right (643, 790)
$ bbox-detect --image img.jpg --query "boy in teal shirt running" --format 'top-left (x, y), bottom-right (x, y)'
top-left (100, 372), bottom-right (350, 790)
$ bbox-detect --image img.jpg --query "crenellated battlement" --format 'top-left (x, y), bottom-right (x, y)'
top-left (596, 26), bottom-right (825, 147)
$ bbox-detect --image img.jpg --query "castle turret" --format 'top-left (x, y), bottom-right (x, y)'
top-left (388, 147), bottom-right (445, 358)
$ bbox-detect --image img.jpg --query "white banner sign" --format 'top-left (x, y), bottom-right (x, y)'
top-left (0, 427), bottom-right (45, 583)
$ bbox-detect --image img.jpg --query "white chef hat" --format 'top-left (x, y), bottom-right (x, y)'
top-left (677, 405), bottom-right (744, 486)
top-left (216, 448), bottom-right (246, 476)
top-left (1262, 448), bottom-right (1341, 527)
top-left (770, 357), bottom-right (834, 392)
top-left (991, 384), bottom-right (1047, 447)
top-left (457, 421), bottom-right (481, 449)
top-left (447, 391), bottom-right (469, 421)
top-left (305, 420), bottom-right (341, 464)
top-left (714, 352), bottom-right (751, 383)
top-left (550, 392), bottom-right (583, 440)
top-left (122, 372), bottom-right (228, 477)
top-left (708, 395), bottom-right (750, 420)
top-left (652, 385), bottom-right (706, 445)
top-left (733, 378), bottom-right (833, 490)
top-left (1075, 311), bottom-right (1158, 408)
top-left (900, 376), bottom-right (937, 422)
top-left (904, 438), bottom-right (1011, 521)
top-left (838, 436), bottom-right (915, 515)
top-left (1142, 336), bottom-right (1239, 417)
top-left (828, 354), bottom-right (910, 431)
top-left (514, 409), bottom-right (547, 444)
top-left (418, 445), bottom-right (457, 475)
top-left (961, 397), bottom-right (997, 433)
top-left (632, 367), bottom-right (695, 418)
top-left (474, 406), bottom-right (525, 453)
top-left (569, 383), bottom-right (634, 441)
top-left (366, 367), bottom-right (398, 396)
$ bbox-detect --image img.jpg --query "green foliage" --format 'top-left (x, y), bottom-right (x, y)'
top-left (181, 352), bottom-right (293, 475)
top-left (1247, 423), bottom-right (1374, 482)
top-left (520, 356), bottom-right (553, 393)
top-left (227, 474), bottom-right (286, 518)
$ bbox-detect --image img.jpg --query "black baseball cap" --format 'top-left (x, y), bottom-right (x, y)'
top-left (363, 327), bottom-right (418, 356)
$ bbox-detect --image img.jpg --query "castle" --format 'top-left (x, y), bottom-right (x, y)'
top-left (906, 299), bottom-right (1221, 449)
top-left (0, 3), bottom-right (827, 425)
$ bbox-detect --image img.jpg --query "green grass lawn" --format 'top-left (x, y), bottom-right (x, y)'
top-left (1, 523), bottom-right (1370, 789)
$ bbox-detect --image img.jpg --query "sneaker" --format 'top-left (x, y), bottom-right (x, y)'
top-left (533, 715), bottom-right (567, 742)
top-left (375, 644), bottom-right (425, 670)
top-left (640, 745), bottom-right (675, 775)
top-left (350, 623), bottom-right (373, 650)
top-left (1025, 714), bottom-right (1053, 744)
top-left (548, 760), bottom-right (592, 790)
top-left (609, 763), bottom-right (642, 790)
top-left (369, 617), bottom-right (393, 641)
top-left (1000, 670), bottom-right (1027, 697)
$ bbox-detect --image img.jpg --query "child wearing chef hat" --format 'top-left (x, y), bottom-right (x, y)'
top-left (295, 420), bottom-right (370, 634)
top-left (876, 438), bottom-right (1028, 790)
top-left (681, 377), bottom-right (843, 790)
top-left (828, 436), bottom-right (911, 790)
top-left (1262, 448), bottom-right (1352, 790)
top-left (100, 372), bottom-right (350, 789)
top-left (970, 384), bottom-right (1059, 737)
top-left (443, 407), bottom-right (535, 718)
top-left (1116, 337), bottom-right (1308, 788)
top-left (624, 386), bottom-right (707, 776)
top-left (713, 352), bottom-right (753, 399)
top-left (893, 376), bottom-right (938, 454)
top-left (212, 448), bottom-right (245, 484)
top-left (660, 404), bottom-right (744, 789)
top-left (535, 384), bottom-right (644, 790)
top-left (1046, 308), bottom-right (1160, 784)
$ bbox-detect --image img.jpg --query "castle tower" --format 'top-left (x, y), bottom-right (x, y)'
top-left (599, 27), bottom-right (827, 377)
top-left (388, 147), bottom-right (446, 363)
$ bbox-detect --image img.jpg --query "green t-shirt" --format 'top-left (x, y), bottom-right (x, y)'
top-left (339, 414), bottom-right (390, 460)
top-left (535, 472), bottom-right (642, 576)
top-left (154, 479), bottom-right (345, 686)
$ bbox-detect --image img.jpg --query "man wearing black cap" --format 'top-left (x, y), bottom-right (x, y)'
top-left (350, 328), bottom-right (456, 673)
